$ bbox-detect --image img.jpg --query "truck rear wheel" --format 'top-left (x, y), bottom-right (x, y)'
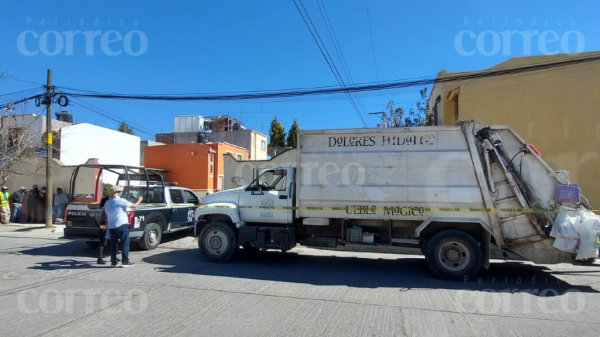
top-left (138, 223), bottom-right (162, 250)
top-left (199, 221), bottom-right (237, 263)
top-left (425, 229), bottom-right (482, 280)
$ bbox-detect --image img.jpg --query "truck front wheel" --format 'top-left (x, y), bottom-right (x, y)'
top-left (425, 229), bottom-right (482, 280)
top-left (198, 221), bottom-right (238, 263)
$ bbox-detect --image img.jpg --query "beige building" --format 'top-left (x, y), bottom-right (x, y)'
top-left (428, 51), bottom-right (600, 205)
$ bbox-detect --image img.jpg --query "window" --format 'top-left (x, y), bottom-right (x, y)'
top-left (183, 190), bottom-right (199, 204)
top-left (236, 153), bottom-right (243, 161)
top-left (209, 153), bottom-right (214, 174)
top-left (261, 140), bottom-right (266, 151)
top-left (169, 189), bottom-right (185, 204)
top-left (248, 169), bottom-right (287, 192)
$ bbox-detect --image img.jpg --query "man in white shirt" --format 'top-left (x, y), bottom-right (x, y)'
top-left (104, 186), bottom-right (143, 267)
top-left (52, 188), bottom-right (69, 223)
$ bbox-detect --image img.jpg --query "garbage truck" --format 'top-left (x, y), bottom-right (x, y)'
top-left (194, 121), bottom-right (597, 279)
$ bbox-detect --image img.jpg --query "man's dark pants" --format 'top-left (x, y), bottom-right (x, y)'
top-left (109, 225), bottom-right (130, 265)
top-left (98, 228), bottom-right (108, 260)
top-left (27, 204), bottom-right (37, 222)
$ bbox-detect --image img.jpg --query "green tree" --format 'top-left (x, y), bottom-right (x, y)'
top-left (117, 122), bottom-right (134, 135)
top-left (380, 87), bottom-right (435, 128)
top-left (286, 119), bottom-right (299, 148)
top-left (268, 116), bottom-right (286, 147)
top-left (102, 183), bottom-right (113, 197)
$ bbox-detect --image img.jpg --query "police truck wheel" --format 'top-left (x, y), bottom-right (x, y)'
top-left (138, 223), bottom-right (162, 250)
top-left (198, 221), bottom-right (237, 263)
top-left (425, 230), bottom-right (482, 280)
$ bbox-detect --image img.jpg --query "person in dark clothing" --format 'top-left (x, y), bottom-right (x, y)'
top-left (97, 196), bottom-right (110, 265)
top-left (37, 187), bottom-right (47, 223)
top-left (11, 187), bottom-right (26, 223)
top-left (26, 185), bottom-right (39, 223)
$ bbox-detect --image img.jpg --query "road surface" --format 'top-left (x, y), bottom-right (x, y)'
top-left (0, 225), bottom-right (599, 336)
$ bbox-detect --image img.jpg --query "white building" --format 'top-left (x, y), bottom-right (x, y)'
top-left (58, 123), bottom-right (141, 166)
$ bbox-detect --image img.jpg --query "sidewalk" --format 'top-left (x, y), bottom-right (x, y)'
top-left (0, 222), bottom-right (65, 235)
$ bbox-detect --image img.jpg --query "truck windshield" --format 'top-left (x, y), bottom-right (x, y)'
top-left (253, 170), bottom-right (287, 191)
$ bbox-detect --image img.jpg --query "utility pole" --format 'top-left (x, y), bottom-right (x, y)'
top-left (44, 69), bottom-right (53, 228)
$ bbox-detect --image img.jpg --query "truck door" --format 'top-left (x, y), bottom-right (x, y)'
top-left (168, 189), bottom-right (192, 230)
top-left (238, 168), bottom-right (292, 224)
top-left (181, 189), bottom-right (200, 227)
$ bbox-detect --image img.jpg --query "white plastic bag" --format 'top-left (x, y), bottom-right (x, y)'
top-left (550, 206), bottom-right (580, 239)
top-left (553, 237), bottom-right (578, 253)
top-left (576, 210), bottom-right (600, 260)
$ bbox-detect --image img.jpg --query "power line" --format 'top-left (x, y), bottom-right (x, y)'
top-left (364, 0), bottom-right (383, 108)
top-left (313, 0), bottom-right (370, 122)
top-left (292, 0), bottom-right (368, 127)
top-left (52, 54), bottom-right (600, 103)
top-left (70, 97), bottom-right (157, 137)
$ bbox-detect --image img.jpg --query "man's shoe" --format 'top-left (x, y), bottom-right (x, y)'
top-left (112, 262), bottom-right (122, 268)
top-left (121, 262), bottom-right (135, 268)
top-left (97, 259), bottom-right (106, 265)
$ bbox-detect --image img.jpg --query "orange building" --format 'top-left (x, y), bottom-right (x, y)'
top-left (206, 142), bottom-right (249, 191)
top-left (144, 142), bottom-right (248, 196)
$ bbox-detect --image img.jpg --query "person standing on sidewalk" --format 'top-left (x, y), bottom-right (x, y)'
top-left (26, 185), bottom-right (39, 223)
top-left (11, 187), bottom-right (26, 223)
top-left (0, 187), bottom-right (11, 224)
top-left (52, 188), bottom-right (69, 223)
top-left (104, 186), bottom-right (143, 267)
top-left (37, 187), bottom-right (47, 223)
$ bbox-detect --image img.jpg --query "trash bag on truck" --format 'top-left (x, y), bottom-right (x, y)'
top-left (550, 206), bottom-right (600, 259)
top-left (576, 210), bottom-right (600, 260)
top-left (550, 206), bottom-right (580, 239)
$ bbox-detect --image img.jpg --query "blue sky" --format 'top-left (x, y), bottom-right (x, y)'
top-left (1, 0), bottom-right (598, 140)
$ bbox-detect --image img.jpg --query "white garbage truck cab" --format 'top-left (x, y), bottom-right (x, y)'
top-left (195, 121), bottom-right (597, 279)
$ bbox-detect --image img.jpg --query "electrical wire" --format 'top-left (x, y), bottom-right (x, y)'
top-left (314, 0), bottom-right (371, 122)
top-left (69, 97), bottom-right (157, 137)
top-left (293, 0), bottom-right (368, 127)
top-left (51, 54), bottom-right (600, 103)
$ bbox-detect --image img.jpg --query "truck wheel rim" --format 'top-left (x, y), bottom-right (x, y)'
top-left (149, 229), bottom-right (158, 244)
top-left (206, 230), bottom-right (229, 256)
top-left (438, 241), bottom-right (470, 272)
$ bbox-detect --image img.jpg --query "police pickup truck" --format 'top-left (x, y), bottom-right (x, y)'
top-left (63, 165), bottom-right (201, 250)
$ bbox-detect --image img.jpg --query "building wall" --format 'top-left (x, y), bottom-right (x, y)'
top-left (223, 148), bottom-right (297, 190)
top-left (206, 142), bottom-right (249, 191)
top-left (4, 158), bottom-right (97, 198)
top-left (434, 52), bottom-right (600, 205)
top-left (209, 129), bottom-right (268, 160)
top-left (251, 130), bottom-right (268, 160)
top-left (155, 133), bottom-right (174, 144)
top-left (1, 115), bottom-right (71, 149)
top-left (140, 140), bottom-right (164, 166)
top-left (144, 143), bottom-right (214, 195)
top-left (174, 132), bottom-right (198, 144)
top-left (59, 123), bottom-right (141, 166)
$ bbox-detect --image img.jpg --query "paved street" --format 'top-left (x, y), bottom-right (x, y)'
top-left (0, 225), bottom-right (599, 337)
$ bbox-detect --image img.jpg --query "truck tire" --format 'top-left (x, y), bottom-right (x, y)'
top-left (425, 229), bottom-right (482, 280)
top-left (138, 223), bottom-right (162, 250)
top-left (198, 221), bottom-right (238, 263)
